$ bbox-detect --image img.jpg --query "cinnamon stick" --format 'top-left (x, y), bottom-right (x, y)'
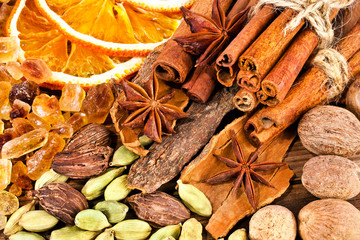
top-left (216, 4), bottom-right (277, 86)
top-left (215, 63), bottom-right (239, 87)
top-left (244, 23), bottom-right (360, 147)
top-left (153, 0), bottom-right (237, 84)
top-left (232, 88), bottom-right (258, 112)
top-left (182, 64), bottom-right (217, 103)
top-left (259, 10), bottom-right (339, 106)
top-left (349, 50), bottom-right (360, 78)
top-left (226, 0), bottom-right (252, 19)
top-left (237, 8), bottom-right (305, 92)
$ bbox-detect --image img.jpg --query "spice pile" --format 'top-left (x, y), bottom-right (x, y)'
top-left (1, 0), bottom-right (360, 239)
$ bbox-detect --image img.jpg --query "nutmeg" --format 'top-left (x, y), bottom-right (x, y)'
top-left (298, 105), bottom-right (360, 157)
top-left (35, 182), bottom-right (88, 224)
top-left (302, 155), bottom-right (360, 199)
top-left (298, 199), bottom-right (360, 240)
top-left (249, 205), bottom-right (296, 240)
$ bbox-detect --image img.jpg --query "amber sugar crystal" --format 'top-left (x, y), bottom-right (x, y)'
top-left (32, 94), bottom-right (64, 125)
top-left (11, 160), bottom-right (32, 189)
top-left (0, 159), bottom-right (12, 190)
top-left (59, 83), bottom-right (86, 112)
top-left (81, 83), bottom-right (114, 124)
top-left (27, 132), bottom-right (65, 180)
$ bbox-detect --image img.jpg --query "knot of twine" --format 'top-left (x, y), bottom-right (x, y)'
top-left (252, 0), bottom-right (355, 98)
top-left (311, 48), bottom-right (349, 99)
top-left (252, 0), bottom-right (355, 47)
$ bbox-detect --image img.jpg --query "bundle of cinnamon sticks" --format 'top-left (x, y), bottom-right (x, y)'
top-left (244, 23), bottom-right (360, 146)
top-left (217, 1), bottom-right (360, 111)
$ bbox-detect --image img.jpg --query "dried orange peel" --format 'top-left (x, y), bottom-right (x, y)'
top-left (118, 0), bottom-right (196, 13)
top-left (33, 0), bottom-right (182, 57)
top-left (5, 0), bottom-right (171, 89)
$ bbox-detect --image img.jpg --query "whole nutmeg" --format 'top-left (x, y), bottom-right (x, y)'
top-left (298, 199), bottom-right (360, 240)
top-left (346, 79), bottom-right (360, 119)
top-left (35, 182), bottom-right (88, 224)
top-left (302, 155), bottom-right (360, 200)
top-left (298, 105), bottom-right (360, 157)
top-left (249, 205), bottom-right (296, 240)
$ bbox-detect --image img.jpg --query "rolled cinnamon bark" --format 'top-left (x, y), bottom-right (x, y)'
top-left (256, 89), bottom-right (268, 102)
top-left (232, 88), bottom-right (258, 112)
top-left (226, 0), bottom-right (251, 19)
top-left (259, 10), bottom-right (339, 106)
top-left (349, 50), bottom-right (360, 78)
top-left (237, 8), bottom-right (305, 92)
top-left (182, 64), bottom-right (217, 103)
top-left (244, 23), bottom-right (360, 147)
top-left (153, 0), bottom-right (238, 84)
top-left (215, 64), bottom-right (239, 87)
top-left (216, 4), bottom-right (277, 87)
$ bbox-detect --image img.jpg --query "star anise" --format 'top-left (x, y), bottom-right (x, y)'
top-left (117, 76), bottom-right (189, 143)
top-left (174, 0), bottom-right (249, 66)
top-left (203, 130), bottom-right (286, 210)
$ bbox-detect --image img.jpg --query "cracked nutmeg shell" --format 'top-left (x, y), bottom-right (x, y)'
top-left (35, 182), bottom-right (88, 225)
top-left (51, 145), bottom-right (113, 179)
top-left (64, 123), bottom-right (111, 151)
top-left (125, 192), bottom-right (190, 227)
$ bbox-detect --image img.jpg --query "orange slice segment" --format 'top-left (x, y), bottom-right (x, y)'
top-left (118, 0), bottom-right (196, 13)
top-left (34, 0), bottom-right (182, 56)
top-left (6, 0), bottom-right (144, 89)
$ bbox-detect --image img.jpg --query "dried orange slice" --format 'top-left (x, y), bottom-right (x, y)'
top-left (118, 0), bottom-right (196, 13)
top-left (6, 0), bottom-right (144, 89)
top-left (34, 0), bottom-right (184, 56)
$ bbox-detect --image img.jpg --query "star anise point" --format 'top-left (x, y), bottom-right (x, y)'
top-left (117, 77), bottom-right (188, 143)
top-left (174, 0), bottom-right (249, 66)
top-left (204, 132), bottom-right (286, 210)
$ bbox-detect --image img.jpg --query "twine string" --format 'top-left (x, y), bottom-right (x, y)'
top-left (251, 0), bottom-right (356, 97)
top-left (311, 49), bottom-right (349, 99)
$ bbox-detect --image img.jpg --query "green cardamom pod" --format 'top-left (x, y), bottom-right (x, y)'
top-left (4, 201), bottom-right (35, 236)
top-left (179, 218), bottom-right (202, 240)
top-left (110, 135), bottom-right (153, 167)
top-left (94, 201), bottom-right (128, 224)
top-left (149, 224), bottom-right (181, 240)
top-left (75, 209), bottom-right (111, 231)
top-left (104, 175), bottom-right (131, 201)
top-left (110, 146), bottom-right (139, 166)
top-left (177, 180), bottom-right (212, 217)
top-left (138, 135), bottom-right (153, 146)
top-left (95, 229), bottom-right (115, 240)
top-left (19, 210), bottom-right (59, 232)
top-left (111, 219), bottom-right (151, 240)
top-left (228, 228), bottom-right (248, 240)
top-left (9, 231), bottom-right (45, 240)
top-left (50, 226), bottom-right (100, 240)
top-left (81, 167), bottom-right (126, 200)
top-left (35, 169), bottom-right (68, 190)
